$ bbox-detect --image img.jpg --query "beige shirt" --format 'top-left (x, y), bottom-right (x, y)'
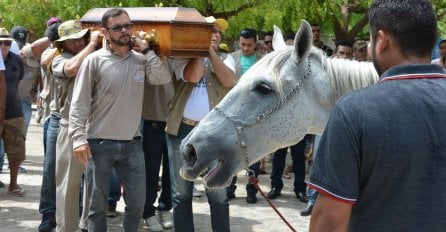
top-left (69, 49), bottom-right (171, 149)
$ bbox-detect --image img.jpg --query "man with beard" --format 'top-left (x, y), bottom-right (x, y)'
top-left (69, 8), bottom-right (171, 231)
top-left (309, 0), bottom-right (446, 231)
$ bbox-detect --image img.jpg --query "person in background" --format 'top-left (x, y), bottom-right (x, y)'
top-left (225, 28), bottom-right (263, 204)
top-left (309, 0), bottom-right (446, 231)
top-left (333, 40), bottom-right (353, 59)
top-left (0, 27), bottom-right (26, 197)
top-left (311, 24), bottom-right (333, 57)
top-left (431, 39), bottom-right (446, 68)
top-left (0, 46), bottom-right (6, 188)
top-left (263, 31), bottom-right (274, 53)
top-left (352, 40), bottom-right (368, 61)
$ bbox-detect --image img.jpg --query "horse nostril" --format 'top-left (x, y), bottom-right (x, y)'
top-left (183, 144), bottom-right (197, 167)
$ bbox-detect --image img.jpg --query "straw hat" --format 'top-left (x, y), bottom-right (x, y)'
top-left (55, 20), bottom-right (89, 49)
top-left (0, 27), bottom-right (13, 41)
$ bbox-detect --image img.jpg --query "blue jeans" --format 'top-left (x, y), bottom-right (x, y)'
top-left (21, 99), bottom-right (32, 136)
top-left (108, 168), bottom-right (121, 206)
top-left (307, 135), bottom-right (321, 206)
top-left (0, 140), bottom-right (4, 172)
top-left (87, 137), bottom-right (145, 232)
top-left (270, 135), bottom-right (309, 193)
top-left (167, 123), bottom-right (230, 232)
top-left (39, 114), bottom-right (59, 215)
top-left (142, 120), bottom-right (171, 219)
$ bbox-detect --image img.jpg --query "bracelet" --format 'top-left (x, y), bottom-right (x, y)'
top-left (142, 47), bottom-right (151, 55)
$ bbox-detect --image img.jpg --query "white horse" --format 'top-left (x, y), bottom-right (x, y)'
top-left (179, 20), bottom-right (379, 188)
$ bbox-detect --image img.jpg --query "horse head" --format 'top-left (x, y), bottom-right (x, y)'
top-left (179, 20), bottom-right (378, 188)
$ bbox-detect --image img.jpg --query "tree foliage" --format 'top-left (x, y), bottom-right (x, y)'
top-left (1, 0), bottom-right (446, 47)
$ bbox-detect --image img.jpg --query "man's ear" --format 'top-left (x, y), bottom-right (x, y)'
top-left (375, 30), bottom-right (389, 56)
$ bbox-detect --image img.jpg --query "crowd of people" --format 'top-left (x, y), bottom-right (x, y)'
top-left (1, 0), bottom-right (446, 231)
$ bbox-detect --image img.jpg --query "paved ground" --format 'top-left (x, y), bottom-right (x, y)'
top-left (0, 108), bottom-right (311, 231)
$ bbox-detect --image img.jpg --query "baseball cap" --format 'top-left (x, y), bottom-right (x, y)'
top-left (205, 16), bottom-right (229, 32)
top-left (11, 26), bottom-right (28, 49)
top-left (353, 40), bottom-right (368, 51)
top-left (47, 17), bottom-right (62, 27)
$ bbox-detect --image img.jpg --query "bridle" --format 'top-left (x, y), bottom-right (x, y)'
top-left (214, 58), bottom-right (312, 171)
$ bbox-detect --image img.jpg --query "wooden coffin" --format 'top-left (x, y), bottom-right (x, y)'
top-left (80, 7), bottom-right (214, 57)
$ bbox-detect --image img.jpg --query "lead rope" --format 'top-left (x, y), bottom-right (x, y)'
top-left (247, 171), bottom-right (297, 232)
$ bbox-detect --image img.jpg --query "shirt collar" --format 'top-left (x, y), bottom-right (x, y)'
top-left (380, 64), bottom-right (446, 82)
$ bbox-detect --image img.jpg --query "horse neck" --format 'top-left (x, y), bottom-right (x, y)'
top-left (325, 58), bottom-right (379, 104)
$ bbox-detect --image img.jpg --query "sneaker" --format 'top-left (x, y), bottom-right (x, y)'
top-left (106, 204), bottom-right (117, 218)
top-left (144, 215), bottom-right (163, 232)
top-left (38, 213), bottom-right (56, 232)
top-left (159, 210), bottom-right (174, 229)
top-left (19, 166), bottom-right (27, 173)
top-left (192, 185), bottom-right (202, 197)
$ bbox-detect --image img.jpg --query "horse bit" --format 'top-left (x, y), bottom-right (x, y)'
top-left (214, 59), bottom-right (312, 173)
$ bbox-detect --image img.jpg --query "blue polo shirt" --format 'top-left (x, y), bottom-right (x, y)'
top-left (309, 64), bottom-right (446, 231)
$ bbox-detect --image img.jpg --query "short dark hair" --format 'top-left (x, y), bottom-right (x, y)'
top-left (368, 0), bottom-right (436, 57)
top-left (240, 28), bottom-right (257, 42)
top-left (335, 40), bottom-right (353, 51)
top-left (102, 8), bottom-right (130, 28)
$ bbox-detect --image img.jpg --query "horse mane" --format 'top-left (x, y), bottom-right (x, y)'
top-left (245, 47), bottom-right (379, 104)
top-left (315, 49), bottom-right (379, 104)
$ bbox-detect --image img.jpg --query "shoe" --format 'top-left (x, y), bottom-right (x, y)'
top-left (300, 205), bottom-right (313, 216)
top-left (144, 215), bottom-right (163, 232)
top-left (19, 166), bottom-right (27, 173)
top-left (106, 204), bottom-right (117, 218)
top-left (296, 191), bottom-right (309, 203)
top-left (38, 213), bottom-right (56, 232)
top-left (159, 210), bottom-right (174, 229)
top-left (7, 186), bottom-right (26, 197)
top-left (193, 185), bottom-right (202, 197)
top-left (246, 193), bottom-right (257, 204)
top-left (267, 187), bottom-right (281, 199)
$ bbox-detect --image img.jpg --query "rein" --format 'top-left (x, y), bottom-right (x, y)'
top-left (214, 59), bottom-right (311, 232)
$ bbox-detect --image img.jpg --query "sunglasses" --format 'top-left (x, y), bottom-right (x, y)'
top-left (107, 23), bottom-right (133, 32)
top-left (264, 40), bottom-right (272, 44)
top-left (0, 41), bottom-right (12, 46)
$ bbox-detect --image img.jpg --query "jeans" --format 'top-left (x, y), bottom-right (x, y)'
top-left (0, 140), bottom-right (4, 172)
top-left (108, 168), bottom-right (121, 206)
top-left (39, 114), bottom-right (60, 215)
top-left (142, 120), bottom-right (171, 219)
top-left (87, 137), bottom-right (145, 232)
top-left (270, 135), bottom-right (309, 193)
top-left (21, 99), bottom-right (32, 136)
top-left (167, 123), bottom-right (230, 232)
top-left (307, 135), bottom-right (321, 206)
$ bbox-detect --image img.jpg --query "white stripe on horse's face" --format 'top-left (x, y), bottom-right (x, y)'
top-left (179, 21), bottom-right (379, 188)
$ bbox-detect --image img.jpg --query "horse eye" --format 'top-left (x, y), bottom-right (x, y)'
top-left (254, 82), bottom-right (273, 95)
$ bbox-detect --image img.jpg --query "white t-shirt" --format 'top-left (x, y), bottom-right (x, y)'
top-left (10, 40), bottom-right (20, 55)
top-left (0, 49), bottom-right (5, 71)
top-left (173, 57), bottom-right (234, 121)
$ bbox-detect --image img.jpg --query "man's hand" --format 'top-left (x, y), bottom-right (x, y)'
top-left (73, 144), bottom-right (92, 166)
top-left (89, 30), bottom-right (100, 48)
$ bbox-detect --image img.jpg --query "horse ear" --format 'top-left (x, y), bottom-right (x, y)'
top-left (294, 20), bottom-right (313, 63)
top-left (272, 25), bottom-right (287, 51)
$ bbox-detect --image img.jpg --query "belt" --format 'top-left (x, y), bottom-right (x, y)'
top-left (182, 118), bottom-right (199, 126)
